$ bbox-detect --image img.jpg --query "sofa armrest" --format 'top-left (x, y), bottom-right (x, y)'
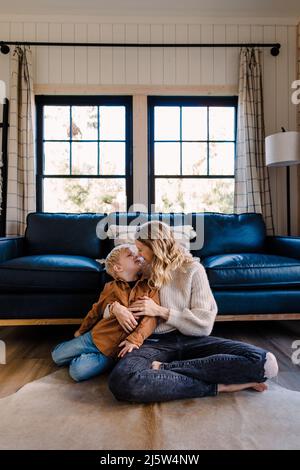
top-left (265, 235), bottom-right (300, 260)
top-left (0, 237), bottom-right (25, 263)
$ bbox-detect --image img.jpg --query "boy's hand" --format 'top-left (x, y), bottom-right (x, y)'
top-left (74, 330), bottom-right (81, 338)
top-left (112, 302), bottom-right (138, 333)
top-left (118, 340), bottom-right (139, 358)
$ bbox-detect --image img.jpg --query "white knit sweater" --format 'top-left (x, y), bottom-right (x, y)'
top-left (104, 260), bottom-right (218, 337)
top-left (154, 260), bottom-right (218, 336)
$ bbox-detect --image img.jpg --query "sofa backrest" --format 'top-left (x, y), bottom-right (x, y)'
top-left (190, 212), bottom-right (266, 258)
top-left (102, 211), bottom-right (266, 258)
top-left (24, 211), bottom-right (266, 259)
top-left (25, 213), bottom-right (108, 258)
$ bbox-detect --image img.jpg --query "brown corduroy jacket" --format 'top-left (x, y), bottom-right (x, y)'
top-left (77, 274), bottom-right (159, 358)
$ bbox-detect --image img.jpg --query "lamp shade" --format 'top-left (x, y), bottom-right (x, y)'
top-left (265, 131), bottom-right (300, 167)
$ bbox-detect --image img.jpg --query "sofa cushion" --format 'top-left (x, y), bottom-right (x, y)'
top-left (25, 213), bottom-right (108, 258)
top-left (202, 253), bottom-right (300, 289)
top-left (0, 255), bottom-right (108, 292)
top-left (190, 212), bottom-right (266, 258)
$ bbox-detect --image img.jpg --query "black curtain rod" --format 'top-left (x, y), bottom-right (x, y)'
top-left (0, 41), bottom-right (281, 56)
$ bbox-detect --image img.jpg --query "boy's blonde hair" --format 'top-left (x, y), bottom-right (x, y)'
top-left (105, 243), bottom-right (136, 279)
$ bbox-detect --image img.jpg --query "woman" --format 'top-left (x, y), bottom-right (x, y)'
top-left (108, 221), bottom-right (278, 403)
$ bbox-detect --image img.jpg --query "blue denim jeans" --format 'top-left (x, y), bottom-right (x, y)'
top-left (108, 330), bottom-right (269, 403)
top-left (51, 331), bottom-right (116, 382)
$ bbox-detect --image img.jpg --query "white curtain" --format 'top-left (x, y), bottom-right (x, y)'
top-left (6, 46), bottom-right (36, 236)
top-left (234, 47), bottom-right (274, 235)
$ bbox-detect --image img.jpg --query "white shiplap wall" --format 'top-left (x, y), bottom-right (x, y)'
top-left (0, 18), bottom-right (298, 234)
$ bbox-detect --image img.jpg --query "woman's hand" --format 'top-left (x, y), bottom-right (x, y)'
top-left (74, 330), bottom-right (81, 337)
top-left (118, 340), bottom-right (139, 358)
top-left (128, 296), bottom-right (170, 320)
top-left (112, 301), bottom-right (138, 334)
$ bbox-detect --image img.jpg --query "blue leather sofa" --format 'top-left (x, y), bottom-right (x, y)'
top-left (1, 211), bottom-right (300, 325)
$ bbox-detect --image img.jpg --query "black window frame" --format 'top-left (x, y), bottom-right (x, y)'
top-left (35, 95), bottom-right (133, 212)
top-left (148, 95), bottom-right (238, 212)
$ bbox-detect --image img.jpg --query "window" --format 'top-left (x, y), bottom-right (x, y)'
top-left (36, 96), bottom-right (133, 213)
top-left (148, 96), bottom-right (237, 213)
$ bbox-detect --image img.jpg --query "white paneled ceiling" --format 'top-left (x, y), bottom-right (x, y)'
top-left (0, 0), bottom-right (299, 17)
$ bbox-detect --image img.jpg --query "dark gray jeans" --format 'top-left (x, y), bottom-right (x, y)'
top-left (108, 330), bottom-right (268, 403)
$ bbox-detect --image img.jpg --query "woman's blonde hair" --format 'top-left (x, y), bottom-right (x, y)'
top-left (134, 221), bottom-right (194, 289)
top-left (105, 243), bottom-right (135, 279)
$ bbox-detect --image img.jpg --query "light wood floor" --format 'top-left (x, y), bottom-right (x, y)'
top-left (0, 320), bottom-right (300, 398)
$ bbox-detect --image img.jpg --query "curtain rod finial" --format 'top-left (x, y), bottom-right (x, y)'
top-left (0, 44), bottom-right (10, 55)
top-left (270, 44), bottom-right (280, 56)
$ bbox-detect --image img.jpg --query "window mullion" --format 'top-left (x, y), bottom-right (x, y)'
top-left (207, 106), bottom-right (210, 176)
top-left (69, 106), bottom-right (72, 176)
top-left (97, 106), bottom-right (100, 175)
top-left (180, 106), bottom-right (183, 176)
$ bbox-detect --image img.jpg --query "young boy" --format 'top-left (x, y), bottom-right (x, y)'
top-left (51, 244), bottom-right (159, 382)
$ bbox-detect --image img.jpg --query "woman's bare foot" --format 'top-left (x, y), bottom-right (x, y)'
top-left (151, 361), bottom-right (162, 370)
top-left (150, 362), bottom-right (269, 394)
top-left (218, 382), bottom-right (268, 393)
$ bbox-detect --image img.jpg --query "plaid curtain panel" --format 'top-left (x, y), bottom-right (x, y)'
top-left (234, 47), bottom-right (274, 235)
top-left (6, 46), bottom-right (36, 236)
